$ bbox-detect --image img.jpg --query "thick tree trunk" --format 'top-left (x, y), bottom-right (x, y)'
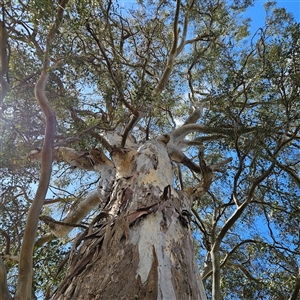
top-left (53, 140), bottom-right (207, 300)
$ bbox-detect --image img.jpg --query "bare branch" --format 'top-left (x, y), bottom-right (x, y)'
top-left (16, 69), bottom-right (56, 300)
top-left (50, 189), bottom-right (100, 237)
top-left (176, 0), bottom-right (195, 54)
top-left (168, 145), bottom-right (201, 173)
top-left (213, 161), bottom-right (275, 252)
top-left (15, 1), bottom-right (69, 298)
top-left (35, 233), bottom-right (54, 247)
top-left (226, 261), bottom-right (261, 283)
top-left (85, 22), bottom-right (136, 114)
top-left (153, 0), bottom-right (181, 95)
top-left (183, 107), bottom-right (203, 125)
top-left (121, 112), bottom-right (141, 147)
top-left (170, 123), bottom-right (251, 144)
top-left (29, 147), bottom-right (114, 172)
top-left (39, 215), bottom-right (88, 230)
top-left (195, 149), bottom-right (213, 196)
top-left (53, 137), bottom-right (80, 148)
top-left (45, 152), bottom-right (115, 238)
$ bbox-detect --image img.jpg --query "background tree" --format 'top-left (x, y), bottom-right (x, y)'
top-left (0, 0), bottom-right (299, 299)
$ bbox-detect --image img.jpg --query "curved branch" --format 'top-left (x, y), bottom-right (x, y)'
top-left (183, 107), bottom-right (203, 125)
top-left (176, 0), bottom-right (195, 54)
top-left (51, 189), bottom-right (100, 237)
top-left (15, 1), bottom-right (69, 299)
top-left (121, 112), bottom-right (141, 147)
top-left (153, 0), bottom-right (180, 95)
top-left (29, 147), bottom-right (113, 171)
top-left (16, 70), bottom-right (56, 300)
top-left (168, 145), bottom-right (201, 173)
top-left (213, 161), bottom-right (275, 252)
top-left (170, 124), bottom-right (251, 144)
top-left (227, 261), bottom-right (261, 283)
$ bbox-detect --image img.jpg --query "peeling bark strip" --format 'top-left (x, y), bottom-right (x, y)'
top-left (53, 140), bottom-right (207, 300)
top-left (54, 205), bottom-right (206, 300)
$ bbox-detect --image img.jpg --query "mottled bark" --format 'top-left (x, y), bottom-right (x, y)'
top-left (53, 140), bottom-right (207, 300)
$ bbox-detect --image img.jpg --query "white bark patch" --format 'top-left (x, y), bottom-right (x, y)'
top-left (136, 141), bottom-right (173, 188)
top-left (131, 209), bottom-right (185, 300)
top-left (112, 140), bottom-right (173, 190)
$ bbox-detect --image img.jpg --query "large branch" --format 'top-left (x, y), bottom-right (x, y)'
top-left (31, 146), bottom-right (116, 237)
top-left (44, 189), bottom-right (100, 237)
top-left (183, 107), bottom-right (205, 125)
top-left (212, 161), bottom-right (275, 253)
top-left (121, 112), bottom-right (142, 147)
top-left (16, 70), bottom-right (55, 300)
top-left (168, 145), bottom-right (201, 173)
top-left (170, 123), bottom-right (254, 144)
top-left (44, 156), bottom-right (115, 238)
top-left (29, 147), bottom-right (113, 171)
top-left (202, 239), bottom-right (260, 281)
top-left (15, 1), bottom-right (69, 299)
top-left (153, 0), bottom-right (181, 95)
top-left (176, 0), bottom-right (195, 54)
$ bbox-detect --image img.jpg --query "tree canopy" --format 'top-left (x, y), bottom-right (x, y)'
top-left (0, 0), bottom-right (299, 299)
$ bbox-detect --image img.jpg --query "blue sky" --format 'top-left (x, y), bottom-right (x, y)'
top-left (247, 0), bottom-right (300, 24)
top-left (121, 0), bottom-right (300, 23)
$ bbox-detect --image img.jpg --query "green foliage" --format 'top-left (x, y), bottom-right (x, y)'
top-left (0, 0), bottom-right (299, 299)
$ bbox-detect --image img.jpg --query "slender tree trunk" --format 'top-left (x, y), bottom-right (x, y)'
top-left (53, 140), bottom-right (207, 300)
top-left (211, 246), bottom-right (222, 300)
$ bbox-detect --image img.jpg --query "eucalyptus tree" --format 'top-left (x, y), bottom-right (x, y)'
top-left (0, 0), bottom-right (299, 299)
